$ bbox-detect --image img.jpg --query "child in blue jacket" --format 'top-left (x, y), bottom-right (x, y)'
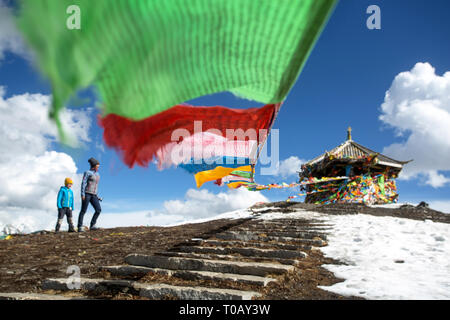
top-left (56, 178), bottom-right (75, 232)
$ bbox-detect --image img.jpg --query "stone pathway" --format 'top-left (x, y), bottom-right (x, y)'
top-left (0, 210), bottom-right (331, 300)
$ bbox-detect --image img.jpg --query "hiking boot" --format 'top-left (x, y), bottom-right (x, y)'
top-left (90, 225), bottom-right (100, 231)
top-left (68, 226), bottom-right (76, 233)
top-left (77, 226), bottom-right (85, 232)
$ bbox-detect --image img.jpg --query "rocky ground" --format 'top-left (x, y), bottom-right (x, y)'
top-left (0, 201), bottom-right (447, 300)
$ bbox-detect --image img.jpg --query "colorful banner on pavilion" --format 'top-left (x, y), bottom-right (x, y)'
top-left (228, 176), bottom-right (350, 191)
top-left (219, 173), bottom-right (398, 205)
top-left (289, 174), bottom-right (398, 205)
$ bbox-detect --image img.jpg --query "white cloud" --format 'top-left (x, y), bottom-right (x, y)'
top-left (147, 188), bottom-right (268, 226)
top-left (96, 141), bottom-right (106, 153)
top-left (427, 200), bottom-right (450, 214)
top-left (0, 151), bottom-right (79, 211)
top-left (0, 1), bottom-right (29, 62)
top-left (426, 171), bottom-right (450, 189)
top-left (0, 88), bottom-right (91, 157)
top-left (275, 156), bottom-right (304, 178)
top-left (379, 62), bottom-right (450, 188)
top-left (0, 87), bottom-right (91, 234)
top-left (0, 207), bottom-right (55, 234)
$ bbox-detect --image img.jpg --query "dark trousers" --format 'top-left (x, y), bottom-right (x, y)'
top-left (58, 207), bottom-right (73, 220)
top-left (56, 208), bottom-right (73, 230)
top-left (77, 193), bottom-right (102, 228)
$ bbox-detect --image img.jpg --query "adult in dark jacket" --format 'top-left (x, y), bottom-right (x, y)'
top-left (77, 157), bottom-right (102, 232)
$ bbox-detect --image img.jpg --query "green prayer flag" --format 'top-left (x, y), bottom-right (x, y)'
top-left (17, 0), bottom-right (335, 131)
top-left (230, 170), bottom-right (253, 179)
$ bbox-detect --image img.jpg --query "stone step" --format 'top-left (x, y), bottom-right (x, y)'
top-left (156, 251), bottom-right (299, 266)
top-left (197, 239), bottom-right (315, 250)
top-left (244, 223), bottom-right (332, 229)
top-left (174, 245), bottom-right (307, 259)
top-left (0, 292), bottom-right (90, 300)
top-left (136, 283), bottom-right (261, 300)
top-left (125, 254), bottom-right (294, 277)
top-left (253, 220), bottom-right (327, 226)
top-left (42, 277), bottom-right (261, 300)
top-left (101, 265), bottom-right (276, 286)
top-left (236, 226), bottom-right (332, 233)
top-left (253, 221), bottom-right (331, 226)
top-left (247, 220), bottom-right (331, 225)
top-left (42, 277), bottom-right (134, 291)
top-left (265, 231), bottom-right (328, 240)
top-left (243, 229), bottom-right (328, 239)
top-left (214, 231), bottom-right (327, 245)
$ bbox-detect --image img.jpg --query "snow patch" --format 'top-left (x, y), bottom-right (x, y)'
top-left (319, 214), bottom-right (450, 299)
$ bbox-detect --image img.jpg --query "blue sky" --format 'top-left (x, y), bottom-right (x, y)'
top-left (0, 0), bottom-right (449, 232)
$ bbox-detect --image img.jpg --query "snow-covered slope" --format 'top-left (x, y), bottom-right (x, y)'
top-left (318, 214), bottom-right (450, 299)
top-left (201, 206), bottom-right (450, 299)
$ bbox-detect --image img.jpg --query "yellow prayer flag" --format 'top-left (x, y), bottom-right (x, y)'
top-left (195, 166), bottom-right (252, 188)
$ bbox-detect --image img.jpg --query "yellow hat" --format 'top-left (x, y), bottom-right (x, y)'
top-left (65, 178), bottom-right (73, 186)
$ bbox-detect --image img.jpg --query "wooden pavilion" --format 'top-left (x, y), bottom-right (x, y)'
top-left (299, 127), bottom-right (412, 204)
